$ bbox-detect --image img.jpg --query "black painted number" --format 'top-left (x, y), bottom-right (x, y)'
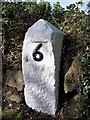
top-left (32, 43), bottom-right (43, 62)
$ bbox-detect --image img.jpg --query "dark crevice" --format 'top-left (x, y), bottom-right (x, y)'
top-left (64, 89), bottom-right (78, 102)
top-left (58, 35), bottom-right (79, 112)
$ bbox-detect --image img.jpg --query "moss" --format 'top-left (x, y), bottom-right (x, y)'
top-left (16, 112), bottom-right (24, 120)
top-left (2, 108), bottom-right (24, 120)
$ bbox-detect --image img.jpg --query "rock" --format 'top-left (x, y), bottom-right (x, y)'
top-left (14, 70), bottom-right (24, 91)
top-left (64, 57), bottom-right (81, 93)
top-left (5, 91), bottom-right (12, 97)
top-left (22, 19), bottom-right (64, 115)
top-left (5, 70), bottom-right (16, 88)
top-left (62, 94), bottom-right (81, 119)
top-left (6, 79), bottom-right (16, 88)
top-left (5, 70), bottom-right (24, 91)
top-left (6, 70), bottom-right (13, 78)
top-left (9, 94), bottom-right (21, 103)
top-left (5, 91), bottom-right (21, 103)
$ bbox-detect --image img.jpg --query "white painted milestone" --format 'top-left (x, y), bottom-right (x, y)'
top-left (22, 19), bottom-right (64, 115)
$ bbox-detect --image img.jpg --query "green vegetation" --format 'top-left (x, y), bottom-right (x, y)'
top-left (2, 1), bottom-right (90, 119)
top-left (2, 109), bottom-right (24, 120)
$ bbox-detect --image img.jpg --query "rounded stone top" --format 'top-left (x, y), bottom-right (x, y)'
top-left (24, 19), bottom-right (63, 43)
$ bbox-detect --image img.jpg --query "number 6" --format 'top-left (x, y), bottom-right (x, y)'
top-left (32, 43), bottom-right (43, 62)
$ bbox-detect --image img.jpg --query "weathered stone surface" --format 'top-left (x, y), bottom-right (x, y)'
top-left (22, 19), bottom-right (64, 115)
top-left (15, 70), bottom-right (24, 91)
top-left (5, 91), bottom-right (21, 103)
top-left (62, 94), bottom-right (82, 119)
top-left (64, 57), bottom-right (81, 93)
top-left (5, 70), bottom-right (24, 91)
